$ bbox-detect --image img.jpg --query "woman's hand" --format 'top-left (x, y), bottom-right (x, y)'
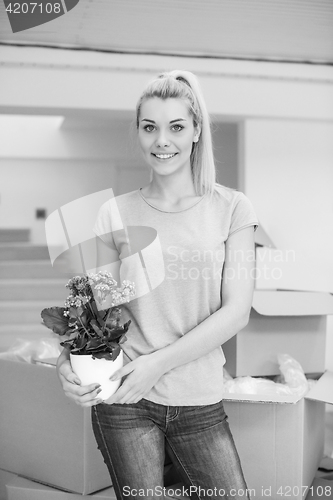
top-left (104, 354), bottom-right (165, 405)
top-left (56, 348), bottom-right (103, 407)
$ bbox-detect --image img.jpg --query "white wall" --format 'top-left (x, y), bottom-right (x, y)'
top-left (244, 119), bottom-right (333, 283)
top-left (0, 114), bottom-right (138, 160)
top-left (0, 159), bottom-right (117, 244)
top-left (243, 119), bottom-right (333, 370)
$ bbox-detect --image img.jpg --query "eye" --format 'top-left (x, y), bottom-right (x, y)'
top-left (171, 124), bottom-right (184, 132)
top-left (143, 124), bottom-right (156, 132)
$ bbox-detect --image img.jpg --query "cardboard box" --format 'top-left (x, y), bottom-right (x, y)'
top-left (222, 371), bottom-right (333, 500)
top-left (6, 476), bottom-right (189, 500)
top-left (0, 358), bottom-right (111, 495)
top-left (6, 476), bottom-right (117, 500)
top-left (0, 469), bottom-right (17, 500)
top-left (306, 476), bottom-right (333, 499)
top-left (223, 290), bottom-right (333, 377)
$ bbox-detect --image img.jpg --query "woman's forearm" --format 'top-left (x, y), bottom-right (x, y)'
top-left (152, 305), bottom-right (249, 374)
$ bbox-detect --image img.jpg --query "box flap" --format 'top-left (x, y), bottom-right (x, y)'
top-left (255, 248), bottom-right (333, 294)
top-left (305, 371), bottom-right (333, 405)
top-left (254, 224), bottom-right (276, 248)
top-left (252, 290), bottom-right (333, 316)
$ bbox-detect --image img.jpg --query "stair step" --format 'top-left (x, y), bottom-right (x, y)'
top-left (0, 260), bottom-right (72, 279)
top-left (0, 279), bottom-right (68, 301)
top-left (0, 244), bottom-right (51, 261)
top-left (0, 300), bottom-right (64, 325)
top-left (0, 229), bottom-right (30, 243)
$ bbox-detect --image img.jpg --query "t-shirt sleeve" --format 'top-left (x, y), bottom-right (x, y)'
top-left (228, 192), bottom-right (259, 238)
top-left (92, 200), bottom-right (117, 249)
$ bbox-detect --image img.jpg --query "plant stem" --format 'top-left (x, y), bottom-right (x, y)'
top-left (78, 316), bottom-right (92, 337)
top-left (87, 300), bottom-right (95, 317)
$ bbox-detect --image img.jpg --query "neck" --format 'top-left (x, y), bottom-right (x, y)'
top-left (147, 170), bottom-right (197, 202)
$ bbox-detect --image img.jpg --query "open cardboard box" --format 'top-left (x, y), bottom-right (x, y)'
top-left (0, 357), bottom-right (112, 495)
top-left (223, 225), bottom-right (333, 378)
top-left (222, 371), bottom-right (333, 500)
top-left (223, 290), bottom-right (333, 377)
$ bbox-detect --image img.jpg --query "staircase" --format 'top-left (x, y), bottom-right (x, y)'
top-left (0, 229), bottom-right (70, 351)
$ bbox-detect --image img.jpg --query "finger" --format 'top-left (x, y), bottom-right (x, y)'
top-left (59, 361), bottom-right (81, 385)
top-left (131, 394), bottom-right (143, 404)
top-left (75, 383), bottom-right (102, 397)
top-left (121, 391), bottom-right (144, 405)
top-left (63, 382), bottom-right (101, 398)
top-left (112, 386), bottom-right (140, 405)
top-left (59, 372), bottom-right (80, 389)
top-left (109, 363), bottom-right (134, 381)
top-left (80, 398), bottom-right (104, 408)
top-left (65, 385), bottom-right (102, 404)
top-left (75, 387), bottom-right (103, 404)
top-left (105, 385), bottom-right (131, 405)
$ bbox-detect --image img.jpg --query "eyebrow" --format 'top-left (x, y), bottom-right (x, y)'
top-left (141, 118), bottom-right (187, 124)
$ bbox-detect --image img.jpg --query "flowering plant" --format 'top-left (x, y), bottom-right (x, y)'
top-left (41, 271), bottom-right (135, 361)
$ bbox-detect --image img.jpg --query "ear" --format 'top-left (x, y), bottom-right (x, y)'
top-left (193, 124), bottom-right (201, 143)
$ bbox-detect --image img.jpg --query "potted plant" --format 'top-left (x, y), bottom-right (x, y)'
top-left (41, 271), bottom-right (135, 400)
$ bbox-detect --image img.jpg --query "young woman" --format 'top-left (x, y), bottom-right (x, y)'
top-left (56, 70), bottom-right (258, 500)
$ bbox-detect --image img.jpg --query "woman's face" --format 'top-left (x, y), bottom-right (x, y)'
top-left (138, 97), bottom-right (200, 178)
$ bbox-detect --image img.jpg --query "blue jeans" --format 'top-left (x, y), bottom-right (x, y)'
top-left (91, 399), bottom-right (250, 500)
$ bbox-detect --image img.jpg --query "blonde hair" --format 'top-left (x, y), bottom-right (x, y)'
top-left (136, 70), bottom-right (216, 197)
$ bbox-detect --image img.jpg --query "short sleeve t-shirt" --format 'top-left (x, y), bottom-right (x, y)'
top-left (93, 184), bottom-right (258, 406)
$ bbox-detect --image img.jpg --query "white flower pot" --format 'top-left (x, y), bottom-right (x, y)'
top-left (70, 350), bottom-right (123, 401)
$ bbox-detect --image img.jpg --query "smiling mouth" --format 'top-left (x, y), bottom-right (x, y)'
top-left (152, 153), bottom-right (178, 160)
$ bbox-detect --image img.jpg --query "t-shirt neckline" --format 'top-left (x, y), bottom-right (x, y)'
top-left (138, 188), bottom-right (207, 214)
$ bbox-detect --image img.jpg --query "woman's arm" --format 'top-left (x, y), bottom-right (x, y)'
top-left (153, 225), bottom-right (255, 370)
top-left (106, 225), bottom-right (256, 404)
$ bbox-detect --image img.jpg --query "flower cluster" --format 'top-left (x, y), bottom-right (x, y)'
top-left (41, 271), bottom-right (135, 361)
top-left (88, 272), bottom-right (135, 307)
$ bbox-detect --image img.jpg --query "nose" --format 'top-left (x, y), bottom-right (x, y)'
top-left (155, 130), bottom-right (170, 148)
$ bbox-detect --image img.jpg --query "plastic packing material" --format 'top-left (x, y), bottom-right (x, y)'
top-left (223, 353), bottom-right (316, 398)
top-left (0, 335), bottom-right (62, 364)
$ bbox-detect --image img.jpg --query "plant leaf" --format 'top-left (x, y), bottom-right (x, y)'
top-left (85, 338), bottom-right (106, 351)
top-left (41, 307), bottom-right (70, 336)
top-left (90, 319), bottom-right (104, 337)
top-left (76, 335), bottom-right (88, 349)
top-left (69, 306), bottom-right (84, 318)
top-left (111, 345), bottom-right (120, 361)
